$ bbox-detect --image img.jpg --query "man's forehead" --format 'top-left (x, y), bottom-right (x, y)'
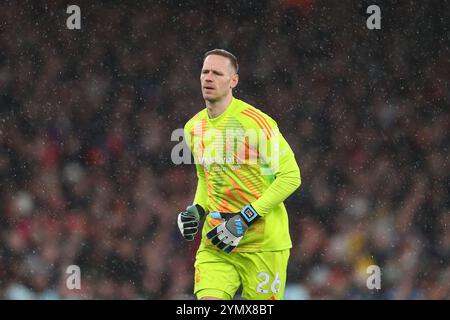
top-left (202, 55), bottom-right (232, 69)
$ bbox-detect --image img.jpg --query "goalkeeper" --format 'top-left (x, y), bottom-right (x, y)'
top-left (177, 49), bottom-right (301, 300)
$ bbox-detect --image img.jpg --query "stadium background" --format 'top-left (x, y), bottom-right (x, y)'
top-left (0, 0), bottom-right (448, 299)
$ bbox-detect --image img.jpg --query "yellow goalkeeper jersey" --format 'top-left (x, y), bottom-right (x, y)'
top-left (184, 97), bottom-right (301, 252)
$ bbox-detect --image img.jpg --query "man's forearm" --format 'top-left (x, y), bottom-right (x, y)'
top-left (251, 155), bottom-right (301, 216)
top-left (193, 163), bottom-right (208, 211)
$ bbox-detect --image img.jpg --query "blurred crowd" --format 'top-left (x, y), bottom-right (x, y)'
top-left (0, 0), bottom-right (448, 299)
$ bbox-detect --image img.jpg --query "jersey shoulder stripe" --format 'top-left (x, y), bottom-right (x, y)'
top-left (184, 108), bottom-right (207, 132)
top-left (240, 107), bottom-right (274, 139)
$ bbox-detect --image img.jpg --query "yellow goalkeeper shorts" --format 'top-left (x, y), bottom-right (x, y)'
top-left (193, 247), bottom-right (290, 300)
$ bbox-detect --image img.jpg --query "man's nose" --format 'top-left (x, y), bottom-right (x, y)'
top-left (203, 72), bottom-right (213, 81)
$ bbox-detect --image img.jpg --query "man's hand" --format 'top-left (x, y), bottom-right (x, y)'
top-left (206, 205), bottom-right (260, 253)
top-left (177, 204), bottom-right (205, 241)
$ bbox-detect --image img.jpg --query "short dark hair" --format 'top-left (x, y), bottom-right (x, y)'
top-left (204, 49), bottom-right (239, 73)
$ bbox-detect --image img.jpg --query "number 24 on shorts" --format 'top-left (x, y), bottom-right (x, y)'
top-left (256, 272), bottom-right (281, 294)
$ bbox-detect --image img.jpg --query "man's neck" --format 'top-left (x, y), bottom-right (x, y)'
top-left (206, 94), bottom-right (233, 119)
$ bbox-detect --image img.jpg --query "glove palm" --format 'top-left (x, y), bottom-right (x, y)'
top-left (177, 205), bottom-right (205, 241)
top-left (206, 205), bottom-right (260, 253)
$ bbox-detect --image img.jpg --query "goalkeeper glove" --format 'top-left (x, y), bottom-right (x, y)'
top-left (206, 205), bottom-right (260, 253)
top-left (177, 204), bottom-right (205, 241)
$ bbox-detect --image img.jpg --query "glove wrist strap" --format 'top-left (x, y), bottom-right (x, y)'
top-left (194, 204), bottom-right (206, 220)
top-left (239, 205), bottom-right (260, 226)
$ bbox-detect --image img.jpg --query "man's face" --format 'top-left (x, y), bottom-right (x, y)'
top-left (200, 55), bottom-right (238, 102)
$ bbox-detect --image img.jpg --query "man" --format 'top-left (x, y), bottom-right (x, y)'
top-left (177, 49), bottom-right (301, 300)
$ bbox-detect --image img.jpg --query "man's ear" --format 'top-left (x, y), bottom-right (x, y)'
top-left (230, 73), bottom-right (239, 89)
